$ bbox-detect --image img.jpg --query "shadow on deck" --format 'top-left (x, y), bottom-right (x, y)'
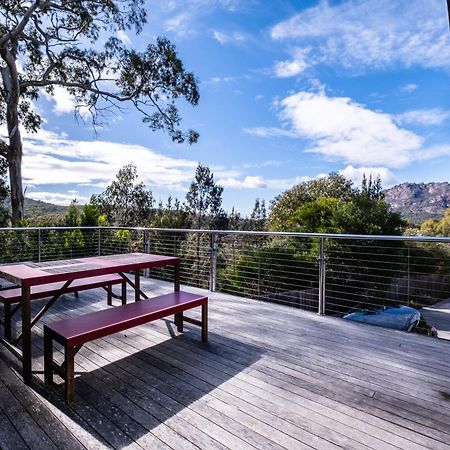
top-left (1, 278), bottom-right (450, 450)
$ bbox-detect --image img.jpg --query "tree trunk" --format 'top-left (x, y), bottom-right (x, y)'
top-left (6, 95), bottom-right (25, 224)
top-left (1, 48), bottom-right (24, 224)
top-left (7, 139), bottom-right (24, 224)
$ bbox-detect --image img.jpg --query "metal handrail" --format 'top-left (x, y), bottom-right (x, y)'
top-left (1, 225), bottom-right (450, 243)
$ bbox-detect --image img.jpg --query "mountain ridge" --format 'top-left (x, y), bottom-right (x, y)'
top-left (384, 182), bottom-right (450, 224)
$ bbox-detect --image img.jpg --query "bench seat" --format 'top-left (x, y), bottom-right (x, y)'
top-left (44, 291), bottom-right (208, 403)
top-left (1, 274), bottom-right (126, 341)
top-left (0, 274), bottom-right (124, 304)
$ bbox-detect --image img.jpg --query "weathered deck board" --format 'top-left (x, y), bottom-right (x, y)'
top-left (0, 278), bottom-right (449, 450)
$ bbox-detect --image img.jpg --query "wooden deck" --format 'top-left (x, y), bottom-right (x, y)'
top-left (1, 278), bottom-right (450, 450)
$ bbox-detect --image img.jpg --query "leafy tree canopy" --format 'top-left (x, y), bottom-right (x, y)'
top-left (185, 164), bottom-right (224, 229)
top-left (420, 209), bottom-right (450, 237)
top-left (270, 173), bottom-right (405, 236)
top-left (149, 196), bottom-right (191, 229)
top-left (0, 0), bottom-right (199, 223)
top-left (269, 173), bottom-right (355, 231)
top-left (90, 163), bottom-right (153, 226)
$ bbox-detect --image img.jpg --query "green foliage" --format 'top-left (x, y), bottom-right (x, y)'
top-left (80, 204), bottom-right (100, 227)
top-left (420, 209), bottom-right (450, 236)
top-left (0, 1), bottom-right (199, 140)
top-left (150, 197), bottom-right (191, 229)
top-left (91, 164), bottom-right (154, 226)
top-left (0, 158), bottom-right (9, 226)
top-left (185, 164), bottom-right (224, 229)
top-left (245, 198), bottom-right (267, 231)
top-left (292, 197), bottom-right (345, 234)
top-left (98, 214), bottom-right (109, 227)
top-left (269, 173), bottom-right (354, 231)
top-left (64, 200), bottom-right (80, 227)
top-left (64, 229), bottom-right (84, 254)
top-left (1, 1), bottom-right (199, 222)
top-left (270, 173), bottom-right (405, 236)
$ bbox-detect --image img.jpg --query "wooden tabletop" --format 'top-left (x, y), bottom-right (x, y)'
top-left (0, 253), bottom-right (180, 287)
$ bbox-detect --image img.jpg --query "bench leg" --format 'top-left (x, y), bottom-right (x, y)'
top-left (106, 285), bottom-right (112, 306)
top-left (121, 281), bottom-right (127, 305)
top-left (44, 328), bottom-right (53, 386)
top-left (74, 291), bottom-right (79, 298)
top-left (65, 344), bottom-right (76, 404)
top-left (3, 303), bottom-right (12, 341)
top-left (174, 313), bottom-right (183, 332)
top-left (201, 303), bottom-right (208, 342)
top-left (135, 271), bottom-right (141, 302)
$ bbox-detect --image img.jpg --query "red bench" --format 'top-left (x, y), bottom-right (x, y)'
top-left (44, 290), bottom-right (208, 403)
top-left (0, 274), bottom-right (126, 341)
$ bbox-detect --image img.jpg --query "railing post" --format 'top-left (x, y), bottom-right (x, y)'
top-left (37, 229), bottom-right (41, 262)
top-left (318, 237), bottom-right (326, 315)
top-left (143, 230), bottom-right (150, 278)
top-left (407, 244), bottom-right (410, 306)
top-left (210, 233), bottom-right (217, 292)
top-left (97, 228), bottom-right (101, 256)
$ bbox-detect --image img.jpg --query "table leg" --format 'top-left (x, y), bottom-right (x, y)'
top-left (135, 270), bottom-right (141, 302)
top-left (21, 285), bottom-right (32, 384)
top-left (174, 263), bottom-right (181, 327)
top-left (174, 263), bottom-right (180, 292)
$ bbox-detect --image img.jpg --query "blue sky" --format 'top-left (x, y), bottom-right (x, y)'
top-left (13, 0), bottom-right (450, 215)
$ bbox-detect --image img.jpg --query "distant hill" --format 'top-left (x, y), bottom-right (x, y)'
top-left (4, 197), bottom-right (68, 224)
top-left (24, 197), bottom-right (69, 216)
top-left (384, 182), bottom-right (450, 224)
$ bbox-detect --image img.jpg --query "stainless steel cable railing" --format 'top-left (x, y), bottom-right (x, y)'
top-left (1, 226), bottom-right (449, 333)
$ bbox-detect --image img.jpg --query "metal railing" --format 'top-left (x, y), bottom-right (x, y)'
top-left (1, 226), bottom-right (450, 327)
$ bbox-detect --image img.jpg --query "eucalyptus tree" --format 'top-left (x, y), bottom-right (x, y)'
top-left (90, 163), bottom-right (154, 227)
top-left (185, 164), bottom-right (224, 229)
top-left (0, 1), bottom-right (199, 223)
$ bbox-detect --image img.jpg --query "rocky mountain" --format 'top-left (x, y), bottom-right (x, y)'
top-left (384, 182), bottom-right (450, 224)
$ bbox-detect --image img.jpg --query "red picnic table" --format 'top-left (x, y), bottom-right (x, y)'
top-left (0, 253), bottom-right (180, 383)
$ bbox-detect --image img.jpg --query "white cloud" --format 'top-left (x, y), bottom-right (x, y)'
top-left (243, 127), bottom-right (297, 138)
top-left (42, 86), bottom-right (91, 119)
top-left (270, 0), bottom-right (450, 76)
top-left (265, 175), bottom-right (320, 191)
top-left (212, 30), bottom-right (247, 45)
top-left (206, 75), bottom-right (237, 84)
top-left (216, 174), bottom-right (328, 191)
top-left (248, 91), bottom-right (450, 171)
top-left (273, 48), bottom-right (311, 77)
top-left (401, 84), bottom-right (419, 93)
top-left (1, 127), bottom-right (198, 191)
top-left (43, 86), bottom-right (75, 115)
top-left (163, 0), bottom-right (246, 37)
top-left (394, 108), bottom-right (450, 126)
top-left (117, 30), bottom-right (132, 46)
top-left (277, 91), bottom-right (423, 168)
top-left (27, 191), bottom-right (89, 205)
top-left (218, 176), bottom-right (267, 189)
top-left (339, 165), bottom-right (396, 187)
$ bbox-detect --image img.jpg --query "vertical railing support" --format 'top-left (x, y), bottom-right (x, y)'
top-left (210, 233), bottom-right (217, 292)
top-left (318, 237), bottom-right (326, 315)
top-left (143, 230), bottom-right (150, 278)
top-left (407, 244), bottom-right (411, 306)
top-left (97, 228), bottom-right (101, 256)
top-left (38, 229), bottom-right (42, 262)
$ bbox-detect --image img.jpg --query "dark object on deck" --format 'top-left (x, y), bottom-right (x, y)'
top-left (343, 305), bottom-right (420, 332)
top-left (44, 290), bottom-right (208, 403)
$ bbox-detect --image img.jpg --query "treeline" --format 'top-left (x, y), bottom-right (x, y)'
top-left (1, 163), bottom-right (449, 316)
top-left (47, 163), bottom-right (268, 232)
